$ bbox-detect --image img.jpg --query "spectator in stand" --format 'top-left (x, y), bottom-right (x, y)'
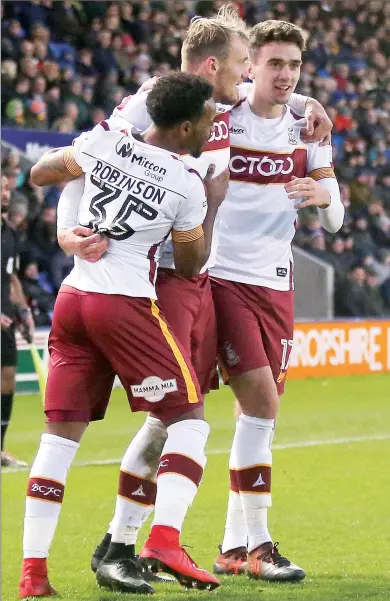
top-left (327, 237), bottom-right (349, 283)
top-left (21, 261), bottom-right (55, 326)
top-left (364, 267), bottom-right (386, 316)
top-left (341, 234), bottom-right (359, 273)
top-left (352, 215), bottom-right (378, 258)
top-left (363, 251), bottom-right (390, 287)
top-left (63, 79), bottom-right (89, 129)
top-left (335, 265), bottom-right (371, 317)
top-left (3, 99), bottom-right (26, 128)
top-left (28, 205), bottom-right (59, 282)
top-left (305, 232), bottom-right (333, 264)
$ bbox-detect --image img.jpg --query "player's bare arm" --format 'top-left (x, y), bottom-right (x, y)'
top-left (31, 146), bottom-right (82, 186)
top-left (172, 164), bottom-right (229, 278)
top-left (172, 227), bottom-right (206, 278)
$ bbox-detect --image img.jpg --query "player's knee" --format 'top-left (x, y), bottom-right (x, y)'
top-left (231, 368), bottom-right (279, 419)
top-left (161, 405), bottom-right (205, 426)
top-left (45, 419), bottom-right (88, 443)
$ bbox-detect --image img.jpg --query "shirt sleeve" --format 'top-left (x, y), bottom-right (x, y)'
top-left (57, 176), bottom-right (85, 230)
top-left (288, 93), bottom-right (309, 116)
top-left (110, 91), bottom-right (152, 131)
top-left (237, 82), bottom-right (252, 101)
top-left (71, 131), bottom-right (90, 168)
top-left (173, 171), bottom-right (207, 235)
top-left (307, 142), bottom-right (344, 233)
top-left (237, 84), bottom-right (309, 116)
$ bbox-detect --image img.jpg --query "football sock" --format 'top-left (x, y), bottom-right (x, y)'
top-left (234, 414), bottom-right (273, 552)
top-left (1, 392), bottom-right (14, 450)
top-left (23, 433), bottom-right (79, 558)
top-left (221, 441), bottom-right (248, 552)
top-left (110, 416), bottom-right (167, 546)
top-left (152, 419), bottom-right (209, 534)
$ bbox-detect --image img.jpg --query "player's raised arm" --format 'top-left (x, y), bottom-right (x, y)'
top-left (31, 146), bottom-right (83, 186)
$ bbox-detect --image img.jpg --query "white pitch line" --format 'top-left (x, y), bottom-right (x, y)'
top-left (3, 433), bottom-right (389, 474)
top-left (211, 432), bottom-right (390, 453)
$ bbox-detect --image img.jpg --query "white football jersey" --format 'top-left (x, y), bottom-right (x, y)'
top-left (111, 87), bottom-right (308, 272)
top-left (210, 101), bottom-right (338, 290)
top-left (111, 91), bottom-right (231, 271)
top-left (62, 120), bottom-right (206, 298)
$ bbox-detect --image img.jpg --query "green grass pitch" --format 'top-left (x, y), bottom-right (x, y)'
top-left (2, 374), bottom-right (390, 601)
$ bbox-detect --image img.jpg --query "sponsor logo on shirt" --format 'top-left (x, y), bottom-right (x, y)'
top-left (276, 267), bottom-right (288, 277)
top-left (116, 138), bottom-right (132, 158)
top-left (131, 153), bottom-right (167, 176)
top-left (209, 120), bottom-right (229, 143)
top-left (203, 112), bottom-right (230, 152)
top-left (229, 146), bottom-right (307, 184)
top-left (229, 126), bottom-right (245, 135)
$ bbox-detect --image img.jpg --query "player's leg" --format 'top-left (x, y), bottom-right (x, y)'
top-left (91, 270), bottom-right (198, 575)
top-left (190, 273), bottom-right (219, 395)
top-left (140, 403), bottom-right (219, 590)
top-left (19, 289), bottom-right (117, 598)
top-left (211, 278), bottom-right (262, 575)
top-left (1, 325), bottom-right (27, 467)
top-left (90, 415), bottom-right (169, 582)
top-left (86, 295), bottom-right (219, 590)
top-left (213, 280), bottom-right (304, 581)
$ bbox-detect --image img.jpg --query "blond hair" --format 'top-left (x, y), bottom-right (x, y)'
top-left (182, 4), bottom-right (249, 66)
top-left (249, 20), bottom-right (307, 57)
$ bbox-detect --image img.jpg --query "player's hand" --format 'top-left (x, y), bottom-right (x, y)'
top-left (301, 98), bottom-right (332, 146)
top-left (137, 76), bottom-right (159, 94)
top-left (58, 225), bottom-right (109, 262)
top-left (285, 176), bottom-right (331, 209)
top-left (204, 165), bottom-right (230, 210)
top-left (1, 313), bottom-right (13, 329)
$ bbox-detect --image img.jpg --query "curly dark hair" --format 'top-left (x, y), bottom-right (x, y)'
top-left (146, 72), bottom-right (213, 128)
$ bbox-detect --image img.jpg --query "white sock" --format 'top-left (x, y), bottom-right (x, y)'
top-left (221, 491), bottom-right (248, 553)
top-left (221, 433), bottom-right (248, 552)
top-left (23, 433), bottom-right (79, 558)
top-left (111, 416), bottom-right (167, 545)
top-left (234, 414), bottom-right (274, 552)
top-left (153, 419), bottom-right (209, 533)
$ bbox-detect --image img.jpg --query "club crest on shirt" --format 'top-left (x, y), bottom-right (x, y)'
top-left (288, 127), bottom-right (298, 145)
top-left (223, 341), bottom-right (240, 367)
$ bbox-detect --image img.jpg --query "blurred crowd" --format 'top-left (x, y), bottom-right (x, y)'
top-left (1, 0), bottom-right (390, 319)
